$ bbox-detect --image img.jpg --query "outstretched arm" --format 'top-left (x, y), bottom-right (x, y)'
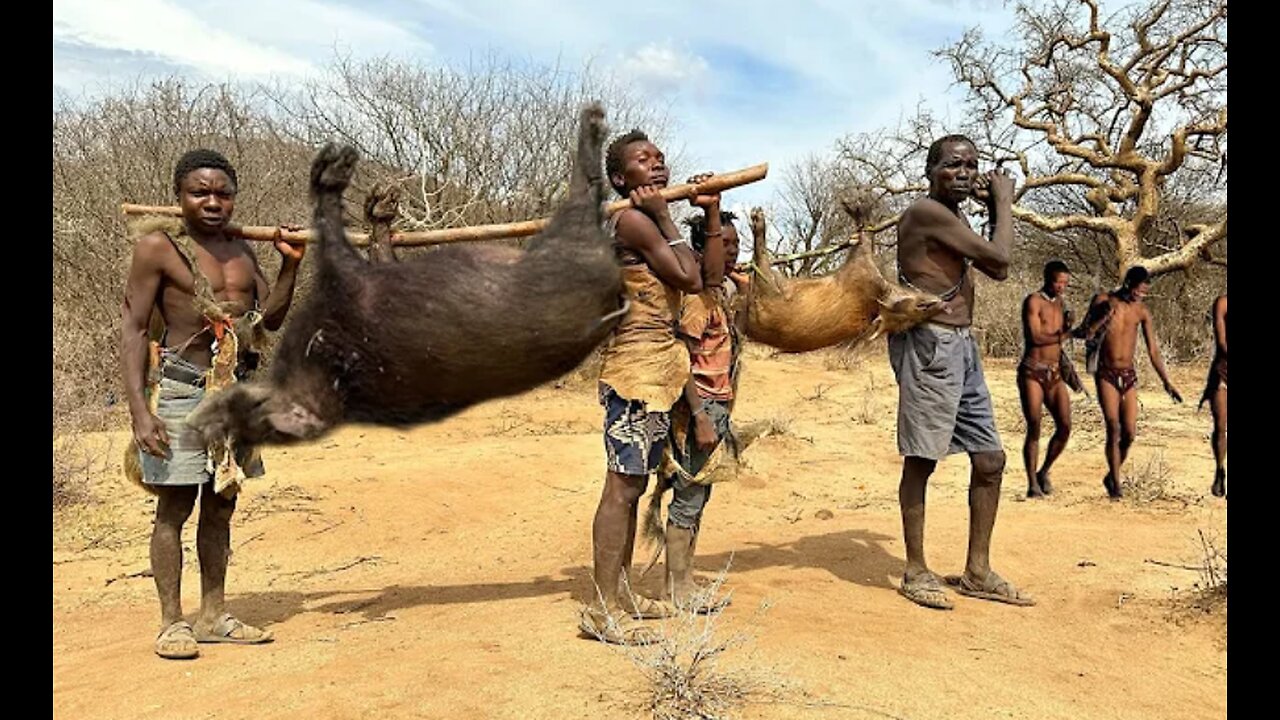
top-left (1141, 307), bottom-right (1182, 403)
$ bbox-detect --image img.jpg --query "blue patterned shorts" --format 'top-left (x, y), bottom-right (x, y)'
top-left (599, 383), bottom-right (671, 476)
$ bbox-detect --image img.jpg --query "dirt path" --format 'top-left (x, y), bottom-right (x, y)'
top-left (53, 348), bottom-right (1226, 719)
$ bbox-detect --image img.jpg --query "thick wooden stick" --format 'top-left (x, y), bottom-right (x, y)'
top-left (121, 163), bottom-right (768, 247)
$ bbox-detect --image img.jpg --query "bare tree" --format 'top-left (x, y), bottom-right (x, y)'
top-left (940, 0), bottom-right (1227, 276)
top-left (823, 0), bottom-right (1224, 281)
top-left (261, 52), bottom-right (677, 234)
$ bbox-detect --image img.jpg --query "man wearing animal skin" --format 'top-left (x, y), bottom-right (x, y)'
top-left (1018, 260), bottom-right (1079, 499)
top-left (888, 135), bottom-right (1034, 610)
top-left (581, 129), bottom-right (724, 645)
top-left (1075, 266), bottom-right (1183, 499)
top-left (121, 149), bottom-right (304, 659)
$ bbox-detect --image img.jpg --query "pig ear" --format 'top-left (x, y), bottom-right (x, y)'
top-left (266, 402), bottom-right (331, 441)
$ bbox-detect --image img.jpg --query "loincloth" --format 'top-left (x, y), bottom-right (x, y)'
top-left (1097, 365), bottom-right (1139, 394)
top-left (1018, 357), bottom-right (1062, 392)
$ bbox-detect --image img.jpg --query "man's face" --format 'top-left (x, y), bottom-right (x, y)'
top-left (1132, 280), bottom-right (1151, 300)
top-left (1049, 271), bottom-right (1070, 297)
top-left (613, 140), bottom-right (669, 194)
top-left (722, 224), bottom-right (740, 275)
top-left (177, 168), bottom-right (236, 234)
top-left (928, 141), bottom-right (979, 203)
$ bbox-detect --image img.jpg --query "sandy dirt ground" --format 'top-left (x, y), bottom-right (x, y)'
top-left (53, 345), bottom-right (1226, 719)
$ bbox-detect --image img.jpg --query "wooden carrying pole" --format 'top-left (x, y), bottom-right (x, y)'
top-left (122, 163), bottom-right (768, 247)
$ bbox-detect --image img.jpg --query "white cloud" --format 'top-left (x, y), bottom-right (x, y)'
top-left (617, 42), bottom-right (710, 94)
top-left (53, 0), bottom-right (314, 79)
top-left (53, 0), bottom-right (436, 86)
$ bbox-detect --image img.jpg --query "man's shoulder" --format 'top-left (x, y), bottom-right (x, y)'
top-left (902, 196), bottom-right (944, 221)
top-left (132, 229), bottom-right (178, 262)
top-left (1116, 298), bottom-right (1147, 322)
top-left (614, 206), bottom-right (656, 232)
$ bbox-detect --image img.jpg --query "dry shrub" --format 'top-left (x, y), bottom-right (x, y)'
top-left (584, 567), bottom-right (796, 720)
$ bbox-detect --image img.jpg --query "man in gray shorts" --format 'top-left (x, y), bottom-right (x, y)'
top-left (121, 149), bottom-right (304, 658)
top-left (888, 135), bottom-right (1034, 610)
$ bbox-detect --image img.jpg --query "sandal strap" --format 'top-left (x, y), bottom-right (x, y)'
top-left (158, 620), bottom-right (194, 639)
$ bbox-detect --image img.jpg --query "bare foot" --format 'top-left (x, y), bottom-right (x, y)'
top-left (1211, 469), bottom-right (1226, 498)
top-left (1103, 473), bottom-right (1122, 501)
top-left (1037, 469), bottom-right (1054, 495)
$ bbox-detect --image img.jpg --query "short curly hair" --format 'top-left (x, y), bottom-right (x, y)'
top-left (605, 129), bottom-right (650, 196)
top-left (924, 134), bottom-right (977, 177)
top-left (173, 149), bottom-right (238, 196)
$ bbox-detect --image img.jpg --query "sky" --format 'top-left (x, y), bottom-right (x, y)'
top-left (53, 0), bottom-right (1022, 216)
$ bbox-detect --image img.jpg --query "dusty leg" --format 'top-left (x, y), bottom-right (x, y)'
top-left (1017, 372), bottom-right (1045, 498)
top-left (1038, 382), bottom-right (1073, 494)
top-left (1210, 388), bottom-right (1227, 497)
top-left (1097, 376), bottom-right (1124, 499)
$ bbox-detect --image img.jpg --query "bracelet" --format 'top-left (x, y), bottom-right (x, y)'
top-left (668, 237), bottom-right (692, 248)
top-left (703, 230), bottom-right (723, 238)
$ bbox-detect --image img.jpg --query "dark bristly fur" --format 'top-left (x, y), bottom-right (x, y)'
top-left (187, 104), bottom-right (622, 446)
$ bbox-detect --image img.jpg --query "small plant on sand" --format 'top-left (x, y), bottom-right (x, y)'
top-left (1122, 450), bottom-right (1175, 503)
top-left (584, 563), bottom-right (795, 720)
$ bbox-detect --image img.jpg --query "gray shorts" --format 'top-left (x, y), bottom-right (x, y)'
top-left (888, 323), bottom-right (1003, 461)
top-left (665, 399), bottom-right (732, 530)
top-left (139, 355), bottom-right (264, 487)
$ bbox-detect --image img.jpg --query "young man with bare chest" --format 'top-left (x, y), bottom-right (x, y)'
top-left (121, 149), bottom-right (304, 658)
top-left (1201, 293), bottom-right (1227, 497)
top-left (1076, 267), bottom-right (1183, 499)
top-left (1018, 260), bottom-right (1077, 498)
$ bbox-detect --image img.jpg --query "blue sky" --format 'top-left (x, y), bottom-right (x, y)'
top-left (53, 0), bottom-right (1019, 213)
